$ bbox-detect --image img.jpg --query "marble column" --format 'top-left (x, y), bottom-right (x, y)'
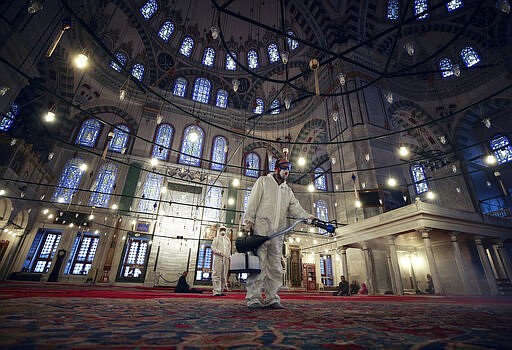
top-left (387, 236), bottom-right (403, 295)
top-left (338, 247), bottom-right (349, 278)
top-left (492, 243), bottom-right (507, 279)
top-left (449, 232), bottom-right (471, 295)
top-left (495, 240), bottom-right (512, 281)
top-left (419, 229), bottom-right (444, 294)
top-left (474, 238), bottom-right (499, 295)
top-left (362, 242), bottom-right (375, 294)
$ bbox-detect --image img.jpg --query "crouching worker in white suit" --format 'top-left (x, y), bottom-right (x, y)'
top-left (244, 158), bottom-right (312, 309)
top-left (211, 225), bottom-right (231, 296)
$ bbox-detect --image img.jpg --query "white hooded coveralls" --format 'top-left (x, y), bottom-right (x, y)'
top-left (211, 229), bottom-right (231, 295)
top-left (244, 173), bottom-right (310, 305)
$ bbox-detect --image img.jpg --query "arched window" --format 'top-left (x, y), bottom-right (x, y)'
top-left (410, 164), bottom-right (429, 194)
top-left (211, 136), bottom-right (227, 171)
top-left (225, 51), bottom-right (237, 70)
top-left (108, 124), bottom-right (130, 153)
top-left (0, 103), bottom-right (20, 132)
top-left (314, 167), bottom-right (327, 191)
top-left (52, 158), bottom-right (85, 204)
top-left (439, 58), bottom-right (454, 78)
top-left (245, 152), bottom-right (260, 178)
top-left (158, 20), bottom-right (175, 42)
top-left (490, 135), bottom-right (512, 164)
top-left (254, 98), bottom-right (264, 114)
top-left (110, 52), bottom-right (127, 72)
top-left (269, 156), bottom-right (277, 172)
top-left (192, 77), bottom-right (211, 104)
top-left (152, 124), bottom-right (174, 161)
top-left (446, 0), bottom-right (463, 11)
top-left (140, 0), bottom-right (158, 20)
top-left (138, 173), bottom-right (163, 213)
top-left (202, 47), bottom-right (216, 67)
top-left (215, 89), bottom-right (228, 108)
top-left (414, 0), bottom-right (429, 19)
top-left (267, 42), bottom-right (280, 63)
top-left (461, 46), bottom-right (480, 67)
top-left (286, 30), bottom-right (299, 51)
top-left (131, 63), bottom-right (145, 81)
top-left (247, 50), bottom-right (259, 69)
top-left (173, 77), bottom-right (187, 97)
top-left (387, 0), bottom-right (399, 20)
top-left (179, 36), bottom-right (194, 57)
top-left (204, 182), bottom-right (223, 222)
top-left (89, 162), bottom-right (118, 208)
top-left (179, 125), bottom-right (204, 167)
top-left (315, 200), bottom-right (329, 233)
top-left (243, 187), bottom-right (252, 214)
top-left (270, 99), bottom-right (280, 115)
top-left (76, 118), bottom-right (101, 147)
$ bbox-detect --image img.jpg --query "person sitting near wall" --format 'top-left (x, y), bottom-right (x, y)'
top-left (425, 273), bottom-right (435, 294)
top-left (349, 280), bottom-right (360, 295)
top-left (333, 275), bottom-right (350, 296)
top-left (359, 282), bottom-right (368, 295)
top-left (175, 271), bottom-right (204, 293)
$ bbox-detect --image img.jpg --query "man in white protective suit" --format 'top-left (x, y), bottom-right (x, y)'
top-left (243, 158), bottom-right (312, 309)
top-left (211, 225), bottom-right (231, 296)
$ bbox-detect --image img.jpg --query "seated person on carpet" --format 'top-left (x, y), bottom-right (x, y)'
top-left (359, 282), bottom-right (368, 295)
top-left (333, 275), bottom-right (350, 296)
top-left (175, 271), bottom-right (203, 293)
top-left (349, 280), bottom-right (360, 295)
top-left (425, 273), bottom-right (435, 294)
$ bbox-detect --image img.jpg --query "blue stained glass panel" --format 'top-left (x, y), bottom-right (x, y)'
top-left (439, 58), bottom-right (454, 78)
top-left (211, 136), bottom-right (227, 171)
top-left (267, 43), bottom-right (280, 63)
top-left (179, 37), bottom-right (194, 57)
top-left (411, 164), bottom-right (429, 194)
top-left (109, 124), bottom-right (130, 153)
top-left (179, 125), bottom-right (204, 167)
top-left (314, 167), bottom-right (327, 191)
top-left (89, 163), bottom-right (118, 208)
top-left (152, 124), bottom-right (174, 161)
top-left (245, 152), bottom-right (260, 178)
top-left (270, 99), bottom-right (280, 115)
top-left (387, 0), bottom-right (399, 20)
top-left (461, 46), bottom-right (480, 67)
top-left (215, 89), bottom-right (228, 108)
top-left (446, 0), bottom-right (463, 11)
top-left (76, 118), bottom-right (101, 147)
top-left (269, 156), bottom-right (277, 172)
top-left (226, 51), bottom-right (237, 70)
top-left (110, 52), bottom-right (127, 72)
top-left (254, 98), bottom-right (264, 114)
top-left (247, 50), bottom-right (259, 69)
top-left (414, 0), bottom-right (429, 19)
top-left (131, 63), bottom-right (145, 81)
top-left (0, 103), bottom-right (20, 132)
top-left (192, 77), bottom-right (211, 104)
top-left (158, 21), bottom-right (175, 42)
top-left (140, 0), bottom-right (158, 20)
top-left (204, 183), bottom-right (223, 222)
top-left (286, 31), bottom-right (299, 50)
top-left (52, 158), bottom-right (85, 204)
top-left (315, 199), bottom-right (329, 234)
top-left (173, 77), bottom-right (187, 97)
top-left (490, 135), bottom-right (512, 164)
top-left (138, 173), bottom-right (163, 213)
top-left (202, 47), bottom-right (216, 67)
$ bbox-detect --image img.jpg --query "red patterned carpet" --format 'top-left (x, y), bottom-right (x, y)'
top-left (1, 282), bottom-right (511, 349)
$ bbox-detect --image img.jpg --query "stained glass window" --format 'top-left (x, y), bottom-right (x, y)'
top-left (226, 51), bottom-right (237, 70)
top-left (179, 36), bottom-right (194, 57)
top-left (76, 118), bottom-right (101, 147)
top-left (195, 243), bottom-right (212, 281)
top-left (216, 89), bottom-right (228, 108)
top-left (439, 58), bottom-right (454, 78)
top-left (320, 255), bottom-right (333, 286)
top-left (64, 232), bottom-right (100, 275)
top-left (414, 0), bottom-right (429, 19)
top-left (202, 47), bottom-right (216, 67)
top-left (158, 20), bottom-right (175, 42)
top-left (23, 229), bottom-right (62, 273)
top-left (410, 164), bottom-right (428, 194)
top-left (140, 0), bottom-right (158, 20)
top-left (131, 63), bottom-right (145, 81)
top-left (108, 124), bottom-right (130, 153)
top-left (446, 0), bottom-right (463, 11)
top-left (89, 162), bottom-right (118, 208)
top-left (120, 235), bottom-right (150, 280)
top-left (490, 135), bottom-right (512, 164)
top-left (314, 167), bottom-right (327, 191)
top-left (269, 156), bottom-right (277, 172)
top-left (387, 0), bottom-right (399, 20)
top-left (267, 42), bottom-right (280, 63)
top-left (152, 124), bottom-right (174, 161)
top-left (270, 99), bottom-right (280, 115)
top-left (286, 30), bottom-right (299, 51)
top-left (138, 173), bottom-right (163, 213)
top-left (461, 46), bottom-right (480, 67)
top-left (211, 136), bottom-right (227, 171)
top-left (245, 152), bottom-right (260, 178)
top-left (110, 52), bottom-right (127, 72)
top-left (247, 50), bottom-right (259, 69)
top-left (254, 98), bottom-right (264, 114)
top-left (52, 158), bottom-right (85, 204)
top-left (0, 103), bottom-right (20, 132)
top-left (173, 77), bottom-right (187, 97)
top-left (316, 199), bottom-right (329, 234)
top-left (204, 182), bottom-right (223, 222)
top-left (179, 125), bottom-right (204, 167)
top-left (243, 187), bottom-right (252, 214)
top-left (192, 77), bottom-right (211, 104)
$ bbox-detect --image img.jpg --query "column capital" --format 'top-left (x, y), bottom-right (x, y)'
top-left (336, 246), bottom-right (347, 254)
top-left (474, 237), bottom-right (483, 245)
top-left (449, 232), bottom-right (459, 242)
top-left (362, 241), bottom-right (369, 250)
top-left (386, 235), bottom-right (397, 244)
top-left (416, 228), bottom-right (432, 238)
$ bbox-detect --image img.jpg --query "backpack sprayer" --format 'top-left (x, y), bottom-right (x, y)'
top-left (229, 218), bottom-right (336, 274)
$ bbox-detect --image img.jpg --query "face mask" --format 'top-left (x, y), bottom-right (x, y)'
top-left (220, 231), bottom-right (225, 236)
top-left (279, 169), bottom-right (289, 179)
